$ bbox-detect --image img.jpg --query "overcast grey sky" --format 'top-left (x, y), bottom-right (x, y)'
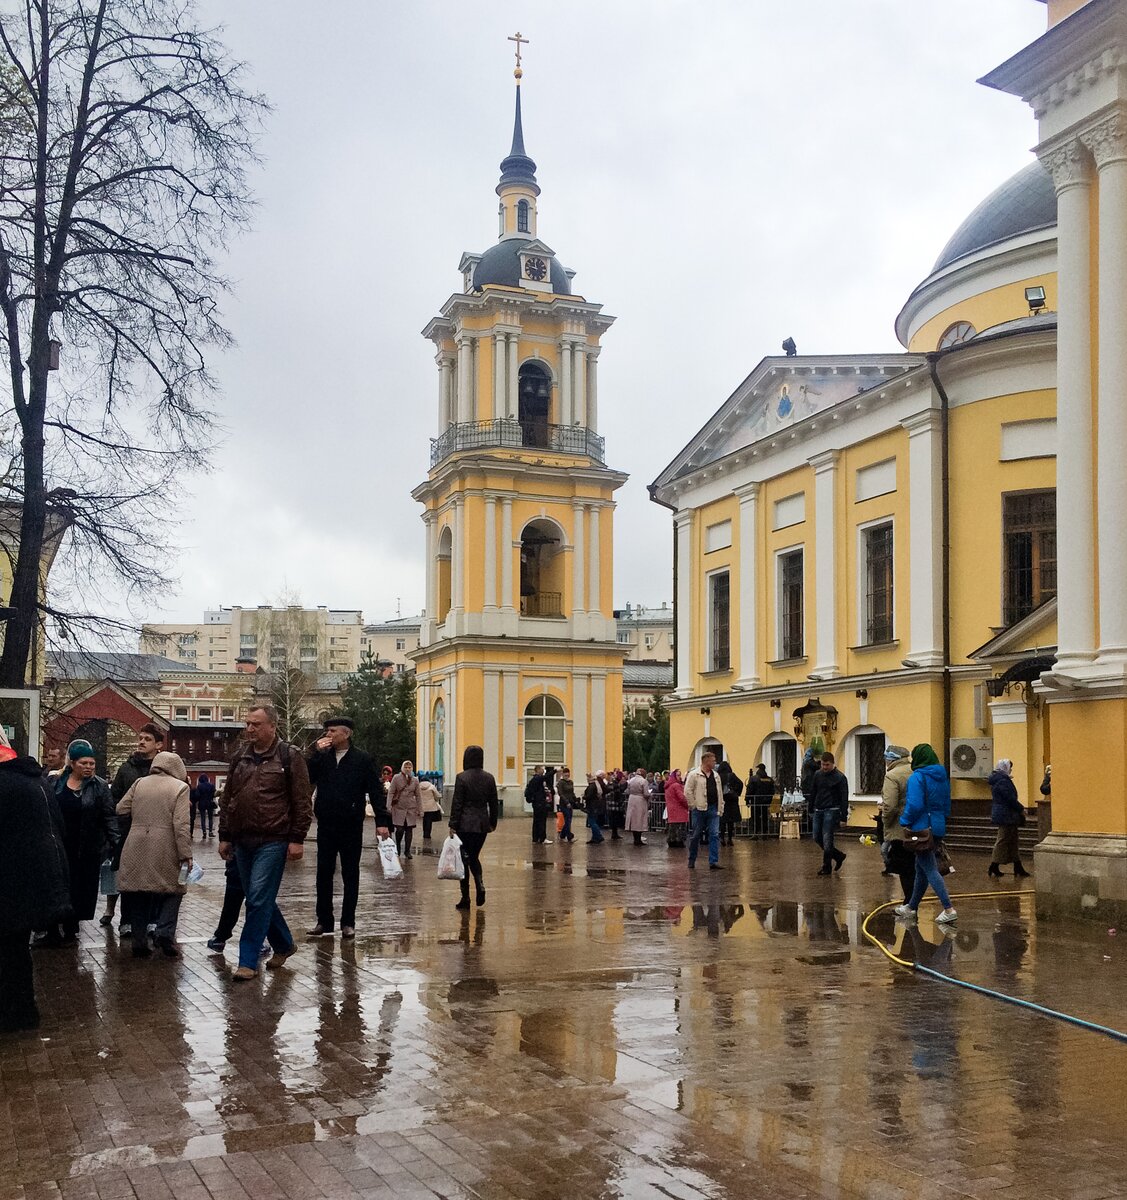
top-left (156, 0), bottom-right (1046, 625)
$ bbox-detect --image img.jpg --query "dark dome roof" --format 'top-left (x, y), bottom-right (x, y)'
top-left (472, 239), bottom-right (571, 295)
top-left (933, 161), bottom-right (1057, 272)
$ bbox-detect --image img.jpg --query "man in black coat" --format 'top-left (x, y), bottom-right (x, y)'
top-left (0, 750), bottom-right (70, 1031)
top-left (525, 765), bottom-right (551, 845)
top-left (306, 716), bottom-right (389, 938)
top-left (810, 751), bottom-right (850, 876)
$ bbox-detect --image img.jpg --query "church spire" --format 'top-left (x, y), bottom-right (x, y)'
top-left (498, 34), bottom-right (539, 197)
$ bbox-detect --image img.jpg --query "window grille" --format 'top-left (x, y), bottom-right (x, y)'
top-left (779, 550), bottom-right (804, 659)
top-left (864, 523), bottom-right (894, 644)
top-left (1003, 490), bottom-right (1056, 625)
top-left (709, 571), bottom-right (730, 671)
top-left (857, 733), bottom-right (886, 795)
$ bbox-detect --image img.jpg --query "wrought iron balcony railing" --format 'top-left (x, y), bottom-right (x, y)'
top-left (430, 418), bottom-right (605, 467)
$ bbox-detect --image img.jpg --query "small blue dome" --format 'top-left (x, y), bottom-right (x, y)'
top-left (472, 239), bottom-right (571, 295)
top-left (933, 162), bottom-right (1057, 272)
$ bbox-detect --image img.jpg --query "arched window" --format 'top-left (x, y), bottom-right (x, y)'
top-left (523, 695), bottom-right (565, 775)
top-left (519, 519), bottom-right (565, 616)
top-left (937, 320), bottom-right (976, 350)
top-left (436, 526), bottom-right (452, 623)
top-left (517, 360), bottom-right (552, 447)
top-left (517, 199), bottom-right (530, 233)
top-left (498, 202), bottom-right (505, 237)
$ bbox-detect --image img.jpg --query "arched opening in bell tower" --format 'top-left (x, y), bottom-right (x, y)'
top-left (518, 361), bottom-right (552, 448)
top-left (436, 526), bottom-right (452, 623)
top-left (519, 518), bottom-right (565, 617)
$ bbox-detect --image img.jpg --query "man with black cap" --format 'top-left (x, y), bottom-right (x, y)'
top-left (306, 716), bottom-right (389, 938)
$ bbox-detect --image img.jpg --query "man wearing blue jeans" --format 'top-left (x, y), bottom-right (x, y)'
top-left (810, 752), bottom-right (849, 876)
top-left (685, 752), bottom-right (722, 869)
top-left (218, 705), bottom-right (313, 980)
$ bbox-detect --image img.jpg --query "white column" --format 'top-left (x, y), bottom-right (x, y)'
top-left (501, 497), bottom-right (515, 612)
top-left (423, 513), bottom-right (437, 642)
top-left (1089, 116), bottom-right (1127, 669)
top-left (502, 669), bottom-right (519, 786)
top-left (587, 349), bottom-right (599, 432)
top-left (810, 450), bottom-right (841, 679)
top-left (484, 495), bottom-right (497, 609)
top-left (903, 410), bottom-right (944, 667)
top-left (447, 672), bottom-right (458, 781)
top-left (573, 673), bottom-right (588, 777)
top-left (673, 510), bottom-right (693, 697)
top-left (1043, 140), bottom-right (1097, 671)
top-left (560, 339), bottom-right (573, 427)
top-left (590, 672), bottom-right (606, 771)
top-left (573, 342), bottom-right (586, 426)
top-left (493, 332), bottom-right (506, 421)
top-left (507, 335), bottom-right (519, 419)
top-left (483, 670), bottom-right (500, 779)
top-left (456, 335), bottom-right (472, 424)
top-left (588, 504), bottom-right (601, 615)
top-left (452, 496), bottom-right (465, 614)
top-left (735, 483), bottom-right (761, 689)
top-left (572, 500), bottom-right (586, 616)
top-left (437, 354), bottom-right (452, 428)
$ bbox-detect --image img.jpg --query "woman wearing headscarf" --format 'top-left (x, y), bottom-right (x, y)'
top-left (46, 740), bottom-right (117, 945)
top-left (449, 746), bottom-right (498, 910)
top-left (116, 751), bottom-right (192, 958)
top-left (987, 759), bottom-right (1030, 878)
top-left (388, 760), bottom-right (421, 859)
top-left (625, 768), bottom-right (650, 846)
top-left (895, 744), bottom-right (958, 925)
top-left (717, 761), bottom-right (743, 846)
top-left (664, 769), bottom-right (688, 847)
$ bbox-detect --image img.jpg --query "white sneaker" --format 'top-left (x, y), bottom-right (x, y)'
top-left (893, 904), bottom-right (916, 920)
top-left (544, 838), bottom-right (554, 844)
top-left (936, 909), bottom-right (958, 924)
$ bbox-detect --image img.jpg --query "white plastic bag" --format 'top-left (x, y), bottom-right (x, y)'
top-left (437, 833), bottom-right (465, 880)
top-left (378, 836), bottom-right (403, 879)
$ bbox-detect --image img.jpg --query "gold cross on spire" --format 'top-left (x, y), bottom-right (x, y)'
top-left (508, 31), bottom-right (529, 81)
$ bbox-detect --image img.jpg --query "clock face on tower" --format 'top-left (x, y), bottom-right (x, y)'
top-left (523, 256), bottom-right (548, 282)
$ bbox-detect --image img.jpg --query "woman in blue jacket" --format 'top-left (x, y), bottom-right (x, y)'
top-left (894, 744), bottom-right (958, 925)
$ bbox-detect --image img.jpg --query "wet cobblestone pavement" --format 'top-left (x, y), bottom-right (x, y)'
top-left (3, 824), bottom-right (1127, 1200)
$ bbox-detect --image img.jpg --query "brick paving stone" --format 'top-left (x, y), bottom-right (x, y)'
top-left (3, 826), bottom-right (1127, 1198)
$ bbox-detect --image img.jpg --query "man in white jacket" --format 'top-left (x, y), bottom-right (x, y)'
top-left (685, 751), bottom-right (722, 870)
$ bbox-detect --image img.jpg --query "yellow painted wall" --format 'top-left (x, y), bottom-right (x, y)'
top-left (908, 275), bottom-right (1059, 354)
top-left (1049, 697), bottom-right (1127, 836)
top-left (947, 391), bottom-right (1056, 661)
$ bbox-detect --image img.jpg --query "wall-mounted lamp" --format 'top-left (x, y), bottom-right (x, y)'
top-left (1025, 285), bottom-right (1047, 316)
top-left (985, 677), bottom-right (1008, 698)
top-left (855, 689), bottom-right (868, 700)
top-left (700, 707), bottom-right (711, 716)
top-left (769, 698), bottom-right (782, 709)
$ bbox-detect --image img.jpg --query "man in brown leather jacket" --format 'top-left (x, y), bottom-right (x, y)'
top-left (218, 704), bottom-right (312, 980)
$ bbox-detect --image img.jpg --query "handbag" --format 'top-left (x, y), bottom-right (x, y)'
top-left (935, 840), bottom-right (954, 876)
top-left (436, 834), bottom-right (465, 880)
top-left (905, 827), bottom-right (935, 854)
top-left (556, 811), bottom-right (565, 833)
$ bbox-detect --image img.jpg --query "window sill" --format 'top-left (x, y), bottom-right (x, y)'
top-left (847, 639), bottom-right (899, 653)
top-left (700, 666), bottom-right (732, 677)
top-left (766, 656), bottom-right (807, 668)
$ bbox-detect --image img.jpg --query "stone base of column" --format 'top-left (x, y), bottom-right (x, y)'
top-left (733, 676), bottom-right (761, 691)
top-left (1034, 832), bottom-right (1127, 924)
top-left (671, 687), bottom-right (694, 700)
top-left (810, 665), bottom-right (840, 681)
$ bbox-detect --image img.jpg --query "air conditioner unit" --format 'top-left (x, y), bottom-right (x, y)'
top-left (949, 737), bottom-right (993, 780)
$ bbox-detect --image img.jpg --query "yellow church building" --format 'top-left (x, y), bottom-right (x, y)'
top-left (411, 56), bottom-right (625, 807)
top-left (652, 0), bottom-right (1127, 920)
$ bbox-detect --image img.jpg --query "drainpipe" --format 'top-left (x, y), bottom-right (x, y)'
top-left (925, 352), bottom-right (953, 765)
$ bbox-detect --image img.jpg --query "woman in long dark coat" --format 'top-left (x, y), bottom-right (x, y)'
top-left (48, 739), bottom-right (118, 944)
top-left (0, 748), bottom-right (70, 1030)
top-left (987, 759), bottom-right (1030, 878)
top-left (449, 746), bottom-right (499, 911)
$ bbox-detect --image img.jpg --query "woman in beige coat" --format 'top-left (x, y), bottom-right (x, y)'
top-left (388, 761), bottom-right (421, 859)
top-left (116, 751), bottom-right (192, 959)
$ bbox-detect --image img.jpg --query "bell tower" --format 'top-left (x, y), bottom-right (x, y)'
top-left (411, 37), bottom-right (627, 805)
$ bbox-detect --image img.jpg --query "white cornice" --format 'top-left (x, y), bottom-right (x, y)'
top-left (413, 459), bottom-right (628, 504)
top-left (436, 288), bottom-right (616, 331)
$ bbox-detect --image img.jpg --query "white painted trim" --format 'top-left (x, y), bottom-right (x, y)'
top-left (855, 515), bottom-right (895, 649)
top-left (703, 565), bottom-right (732, 675)
top-left (774, 543), bottom-right (805, 662)
top-left (904, 410), bottom-right (944, 667)
top-left (674, 511), bottom-right (694, 697)
top-left (735, 483), bottom-right (761, 690)
top-left (811, 450), bottom-right (841, 679)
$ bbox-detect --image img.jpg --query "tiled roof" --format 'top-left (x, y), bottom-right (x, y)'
top-left (47, 651), bottom-right (195, 682)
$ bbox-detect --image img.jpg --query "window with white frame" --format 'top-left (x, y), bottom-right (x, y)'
top-left (707, 570), bottom-right (730, 672)
top-left (777, 548), bottom-right (804, 660)
top-left (198, 707), bottom-right (212, 719)
top-left (861, 521), bottom-right (894, 644)
top-left (174, 706), bottom-right (189, 719)
top-left (644, 633), bottom-right (657, 650)
top-left (523, 695), bottom-right (565, 777)
top-left (395, 638), bottom-right (406, 651)
top-left (617, 630), bottom-right (633, 644)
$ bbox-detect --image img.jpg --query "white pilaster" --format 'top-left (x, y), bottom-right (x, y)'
top-left (587, 348), bottom-right (599, 432)
top-left (447, 672), bottom-right (458, 781)
top-left (484, 495), bottom-right (497, 610)
top-left (502, 669), bottom-right (519, 787)
top-left (422, 513), bottom-right (437, 646)
top-left (560, 338), bottom-right (572, 426)
top-left (416, 680), bottom-right (429, 768)
top-left (483, 670), bottom-right (500, 779)
top-left (507, 335), bottom-right (519, 419)
top-left (501, 496), bottom-right (515, 612)
top-left (734, 482), bottom-right (761, 689)
top-left (572, 500), bottom-right (586, 616)
top-left (673, 510), bottom-right (693, 697)
top-left (590, 672), bottom-right (606, 771)
top-left (452, 496), bottom-right (465, 615)
top-left (588, 503), bottom-right (601, 615)
top-left (903, 409), bottom-right (944, 667)
top-left (1090, 114), bottom-right (1127, 670)
top-left (456, 334), bottom-right (472, 424)
top-left (573, 672), bottom-right (588, 777)
top-left (573, 342), bottom-right (586, 427)
top-left (437, 354), bottom-right (453, 429)
top-left (1043, 139), bottom-right (1097, 672)
top-left (493, 332), bottom-right (506, 421)
top-left (810, 450), bottom-right (841, 679)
